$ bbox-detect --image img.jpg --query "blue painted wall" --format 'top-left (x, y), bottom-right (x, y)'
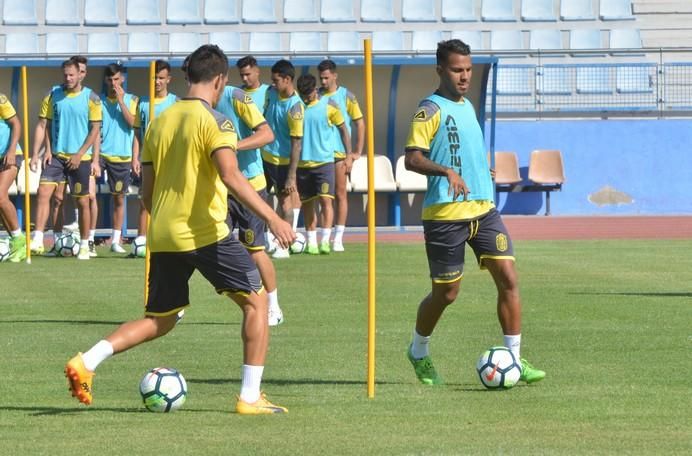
top-left (487, 119), bottom-right (692, 215)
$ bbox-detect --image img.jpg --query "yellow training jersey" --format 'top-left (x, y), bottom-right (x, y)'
top-left (141, 98), bottom-right (238, 253)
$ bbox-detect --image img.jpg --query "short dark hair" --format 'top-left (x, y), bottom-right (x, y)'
top-left (296, 73), bottom-right (316, 98)
top-left (317, 59), bottom-right (337, 73)
top-left (236, 55), bottom-right (258, 69)
top-left (104, 62), bottom-right (125, 77)
top-left (70, 55), bottom-right (88, 66)
top-left (271, 59), bottom-right (295, 80)
top-left (186, 45), bottom-right (228, 84)
top-left (155, 60), bottom-right (171, 74)
top-left (436, 39), bottom-right (471, 65)
top-left (61, 59), bottom-right (79, 71)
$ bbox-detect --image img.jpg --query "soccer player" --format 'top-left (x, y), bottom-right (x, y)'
top-left (404, 39), bottom-right (545, 386)
top-left (295, 74), bottom-right (351, 255)
top-left (237, 55), bottom-right (270, 108)
top-left (100, 63), bottom-right (138, 254)
top-left (29, 59), bottom-right (102, 260)
top-left (65, 45), bottom-right (294, 414)
top-left (317, 60), bottom-right (365, 252)
top-left (261, 59), bottom-right (304, 259)
top-left (0, 93), bottom-right (27, 262)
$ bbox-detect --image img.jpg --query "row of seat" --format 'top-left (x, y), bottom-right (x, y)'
top-left (1, 0), bottom-right (636, 26)
top-left (1, 28), bottom-right (642, 55)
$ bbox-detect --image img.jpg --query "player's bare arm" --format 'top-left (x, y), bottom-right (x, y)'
top-left (336, 122), bottom-right (354, 173)
top-left (140, 163), bottom-right (154, 214)
top-left (115, 84), bottom-right (136, 128)
top-left (405, 148), bottom-right (469, 200)
top-left (42, 120), bottom-right (54, 168)
top-left (285, 137), bottom-right (301, 194)
top-left (30, 118), bottom-right (49, 172)
top-left (353, 117), bottom-right (365, 158)
top-left (237, 123), bottom-right (274, 152)
top-left (132, 134), bottom-right (141, 176)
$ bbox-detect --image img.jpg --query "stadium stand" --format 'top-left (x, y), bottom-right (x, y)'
top-left (2, 0), bottom-right (38, 25)
top-left (242, 0), bottom-right (277, 23)
top-left (569, 29), bottom-right (603, 51)
top-left (609, 28), bottom-right (642, 50)
top-left (521, 0), bottom-right (557, 22)
top-left (46, 33), bottom-right (79, 54)
top-left (529, 29), bottom-right (563, 51)
top-left (209, 32), bottom-right (242, 51)
top-left (327, 31), bottom-right (360, 51)
top-left (249, 32), bottom-right (282, 52)
top-left (45, 0), bottom-right (80, 25)
top-left (482, 0), bottom-right (516, 22)
top-left (289, 32), bottom-right (324, 52)
top-left (87, 33), bottom-right (121, 54)
top-left (402, 0), bottom-right (436, 23)
top-left (128, 32), bottom-right (161, 53)
top-left (4, 33), bottom-right (39, 54)
top-left (126, 0), bottom-right (161, 25)
top-left (600, 0), bottom-right (634, 21)
top-left (372, 31), bottom-right (404, 52)
top-left (576, 66), bottom-right (612, 94)
top-left (491, 30), bottom-right (524, 51)
top-left (411, 31), bottom-right (443, 52)
top-left (169, 33), bottom-right (202, 53)
top-left (84, 0), bottom-right (119, 26)
top-left (560, 0), bottom-right (595, 21)
top-left (321, 0), bottom-right (355, 22)
top-left (537, 66), bottom-right (571, 95)
top-left (167, 0), bottom-right (202, 24)
top-left (361, 0), bottom-right (395, 23)
top-left (451, 30), bottom-right (484, 51)
top-left (442, 0), bottom-right (477, 22)
top-left (350, 155), bottom-right (397, 193)
top-left (284, 0), bottom-right (319, 23)
top-left (204, 0), bottom-right (239, 24)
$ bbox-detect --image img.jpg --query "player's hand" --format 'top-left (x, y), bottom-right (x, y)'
top-left (42, 153), bottom-right (52, 168)
top-left (446, 168), bottom-right (470, 201)
top-left (67, 155), bottom-right (81, 170)
top-left (489, 168), bottom-right (496, 179)
top-left (2, 153), bottom-right (14, 168)
top-left (91, 161), bottom-right (102, 178)
top-left (114, 83), bottom-right (125, 101)
top-left (344, 154), bottom-right (356, 174)
top-left (267, 216), bottom-right (295, 249)
top-left (29, 156), bottom-right (40, 172)
top-left (283, 175), bottom-right (297, 194)
top-left (132, 160), bottom-right (141, 177)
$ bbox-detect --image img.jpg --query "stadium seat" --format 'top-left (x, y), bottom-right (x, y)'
top-left (209, 32), bottom-right (241, 52)
top-left (616, 66), bottom-right (654, 93)
top-left (327, 32), bottom-right (360, 52)
top-left (169, 33), bottom-right (201, 53)
top-left (560, 0), bottom-right (594, 20)
top-left (576, 67), bottom-right (611, 94)
top-left (569, 29), bottom-right (603, 55)
top-left (242, 0), bottom-right (277, 23)
top-left (167, 0), bottom-right (202, 24)
top-left (496, 66), bottom-right (533, 95)
top-left (442, 0), bottom-right (476, 22)
top-left (372, 31), bottom-right (404, 51)
top-left (451, 30), bottom-right (483, 51)
top-left (411, 31), bottom-right (442, 51)
top-left (537, 66), bottom-right (571, 95)
top-left (284, 0), bottom-right (319, 22)
top-left (609, 29), bottom-right (642, 50)
top-left (528, 149), bottom-right (565, 215)
top-left (350, 155), bottom-right (397, 192)
top-left (492, 151), bottom-right (522, 185)
top-left (204, 0), bottom-right (239, 24)
top-left (128, 32), bottom-right (161, 53)
top-left (529, 29), bottom-right (562, 51)
top-left (87, 33), bottom-right (121, 54)
top-left (321, 0), bottom-right (355, 22)
top-left (490, 30), bottom-right (524, 51)
top-left (402, 0), bottom-right (436, 22)
top-left (16, 160), bottom-right (41, 195)
top-left (361, 0), bottom-right (395, 22)
top-left (4, 33), bottom-right (39, 54)
top-left (3, 0), bottom-right (38, 25)
top-left (46, 33), bottom-right (79, 54)
top-left (45, 0), bottom-right (80, 25)
top-left (289, 32), bottom-right (323, 52)
top-left (249, 32), bottom-right (282, 52)
top-left (600, 0), bottom-right (634, 21)
top-left (127, 0), bottom-right (161, 25)
top-left (395, 155), bottom-right (427, 192)
top-left (481, 0), bottom-right (516, 21)
top-left (84, 0), bottom-right (119, 26)
top-left (521, 0), bottom-right (556, 21)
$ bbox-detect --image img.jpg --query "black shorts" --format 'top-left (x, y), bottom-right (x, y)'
top-left (227, 189), bottom-right (268, 251)
top-left (263, 161), bottom-right (289, 194)
top-left (423, 208), bottom-right (515, 283)
top-left (40, 155), bottom-right (91, 196)
top-left (145, 235), bottom-right (263, 317)
top-left (1, 153), bottom-right (23, 171)
top-left (100, 158), bottom-right (132, 195)
top-left (297, 162), bottom-right (335, 202)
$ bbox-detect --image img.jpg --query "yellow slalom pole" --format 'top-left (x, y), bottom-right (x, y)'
top-left (20, 66), bottom-right (31, 264)
top-left (143, 61), bottom-right (156, 305)
top-left (364, 39), bottom-right (376, 399)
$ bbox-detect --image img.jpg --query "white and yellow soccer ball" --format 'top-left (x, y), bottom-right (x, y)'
top-left (139, 367), bottom-right (187, 412)
top-left (132, 236), bottom-right (146, 258)
top-left (0, 239), bottom-right (10, 262)
top-left (290, 232), bottom-right (306, 254)
top-left (55, 232), bottom-right (80, 257)
top-left (476, 346), bottom-right (521, 389)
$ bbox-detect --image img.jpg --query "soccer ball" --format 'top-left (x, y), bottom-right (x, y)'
top-left (0, 239), bottom-right (10, 262)
top-left (290, 232), bottom-right (306, 254)
top-left (139, 367), bottom-right (187, 412)
top-left (132, 236), bottom-right (146, 258)
top-left (476, 346), bottom-right (521, 389)
top-left (55, 233), bottom-right (80, 257)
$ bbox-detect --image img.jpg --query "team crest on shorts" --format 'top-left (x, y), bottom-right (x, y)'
top-left (496, 233), bottom-right (508, 252)
top-left (115, 181), bottom-right (123, 192)
top-left (73, 182), bottom-right (82, 194)
top-left (245, 229), bottom-right (255, 245)
top-left (321, 182), bottom-right (330, 194)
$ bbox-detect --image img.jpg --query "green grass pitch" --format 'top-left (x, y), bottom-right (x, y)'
top-left (1, 239), bottom-right (690, 455)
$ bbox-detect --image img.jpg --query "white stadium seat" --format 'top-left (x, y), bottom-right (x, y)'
top-left (284, 0), bottom-right (319, 23)
top-left (411, 31), bottom-right (442, 51)
top-left (3, 0), bottom-right (38, 25)
top-left (496, 67), bottom-right (532, 95)
top-left (491, 30), bottom-right (524, 50)
top-left (249, 32), bottom-right (282, 52)
top-left (372, 31), bottom-right (404, 51)
top-left (561, 0), bottom-right (594, 21)
top-left (209, 32), bottom-right (241, 52)
top-left (402, 0), bottom-right (436, 22)
top-left (537, 66), bottom-right (571, 95)
top-left (128, 32), bottom-right (161, 53)
top-left (361, 0), bottom-right (395, 23)
top-left (600, 0), bottom-right (634, 21)
top-left (521, 0), bottom-right (556, 22)
top-left (127, 0), bottom-right (161, 25)
top-left (350, 155), bottom-right (397, 192)
top-left (442, 0), bottom-right (477, 22)
top-left (85, 0), bottom-right (119, 26)
top-left (610, 29), bottom-right (642, 50)
top-left (616, 66), bottom-right (653, 94)
top-left (530, 30), bottom-right (562, 51)
top-left (451, 30), bottom-right (483, 51)
top-left (45, 0), bottom-right (80, 25)
top-left (395, 156), bottom-right (427, 192)
top-left (87, 33), bottom-right (121, 54)
top-left (327, 32), bottom-right (360, 52)
top-left (4, 33), bottom-right (39, 54)
top-left (16, 161), bottom-right (41, 195)
top-left (481, 0), bottom-right (515, 22)
top-left (242, 0), bottom-right (277, 23)
top-left (321, 0), bottom-right (355, 22)
top-left (289, 32), bottom-right (324, 52)
top-left (570, 29), bottom-right (602, 50)
top-left (576, 67), bottom-right (612, 94)
top-left (46, 33), bottom-right (79, 54)
top-left (169, 33), bottom-right (201, 53)
top-left (204, 0), bottom-right (239, 24)
top-left (167, 0), bottom-right (202, 24)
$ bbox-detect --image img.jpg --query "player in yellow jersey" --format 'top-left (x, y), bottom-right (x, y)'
top-left (65, 45), bottom-right (295, 414)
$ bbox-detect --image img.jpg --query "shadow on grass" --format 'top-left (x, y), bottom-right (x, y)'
top-left (188, 377), bottom-right (405, 386)
top-left (569, 291), bottom-right (692, 298)
top-left (0, 405), bottom-right (228, 416)
top-left (0, 319), bottom-right (238, 326)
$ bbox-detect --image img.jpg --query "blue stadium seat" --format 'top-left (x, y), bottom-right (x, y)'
top-left (481, 0), bottom-right (515, 22)
top-left (600, 0), bottom-right (634, 21)
top-left (289, 32), bottom-right (323, 51)
top-left (128, 32), bottom-right (161, 53)
top-left (490, 30), bottom-right (524, 50)
top-left (361, 0), bottom-right (395, 23)
top-left (242, 0), bottom-right (277, 23)
top-left (529, 29), bottom-right (562, 51)
top-left (45, 0), bottom-right (80, 25)
top-left (284, 0), bottom-right (319, 22)
top-left (167, 0), bottom-right (202, 24)
top-left (87, 33), bottom-right (121, 53)
top-left (521, 0), bottom-right (556, 22)
top-left (616, 66), bottom-right (653, 94)
top-left (569, 29), bottom-right (602, 52)
top-left (2, 0), bottom-right (38, 25)
top-left (451, 30), bottom-right (483, 51)
top-left (537, 66), bottom-right (571, 95)
top-left (327, 31), bottom-right (360, 51)
top-left (411, 31), bottom-right (442, 51)
top-left (169, 33), bottom-right (201, 53)
top-left (442, 0), bottom-right (476, 22)
top-left (249, 32), bottom-right (282, 52)
top-left (127, 0), bottom-right (161, 25)
top-left (204, 0), bottom-right (239, 24)
top-left (209, 32), bottom-right (241, 52)
top-left (560, 0), bottom-right (594, 20)
top-left (402, 0), bottom-right (436, 22)
top-left (4, 33), bottom-right (39, 54)
top-left (372, 31), bottom-right (404, 51)
top-left (321, 0), bottom-right (355, 22)
top-left (84, 0), bottom-right (119, 26)
top-left (496, 66), bottom-right (533, 95)
top-left (46, 33), bottom-right (79, 54)
top-left (576, 67), bottom-right (612, 94)
top-left (609, 29), bottom-right (641, 50)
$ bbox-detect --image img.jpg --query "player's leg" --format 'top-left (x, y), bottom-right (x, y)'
top-left (31, 184), bottom-right (57, 253)
top-left (108, 161), bottom-right (130, 254)
top-left (332, 158), bottom-right (348, 251)
top-left (87, 175), bottom-right (98, 256)
top-left (318, 195), bottom-right (334, 254)
top-left (68, 162), bottom-right (92, 259)
top-left (51, 181), bottom-right (65, 232)
top-left (302, 198), bottom-right (318, 254)
top-left (0, 158), bottom-right (26, 262)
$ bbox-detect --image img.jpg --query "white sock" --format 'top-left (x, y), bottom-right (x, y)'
top-left (81, 340), bottom-right (114, 372)
top-left (10, 229), bottom-right (22, 238)
top-left (306, 230), bottom-right (317, 246)
top-left (267, 289), bottom-right (279, 311)
top-left (112, 229), bottom-right (121, 245)
top-left (334, 225), bottom-right (345, 243)
top-left (291, 208), bottom-right (300, 231)
top-left (320, 228), bottom-right (332, 244)
top-left (88, 230), bottom-right (96, 242)
top-left (33, 231), bottom-right (44, 244)
top-left (410, 329), bottom-right (431, 359)
top-left (503, 334), bottom-right (521, 360)
top-left (81, 239), bottom-right (89, 249)
top-left (239, 364), bottom-right (264, 403)
top-left (74, 209), bottom-right (79, 222)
